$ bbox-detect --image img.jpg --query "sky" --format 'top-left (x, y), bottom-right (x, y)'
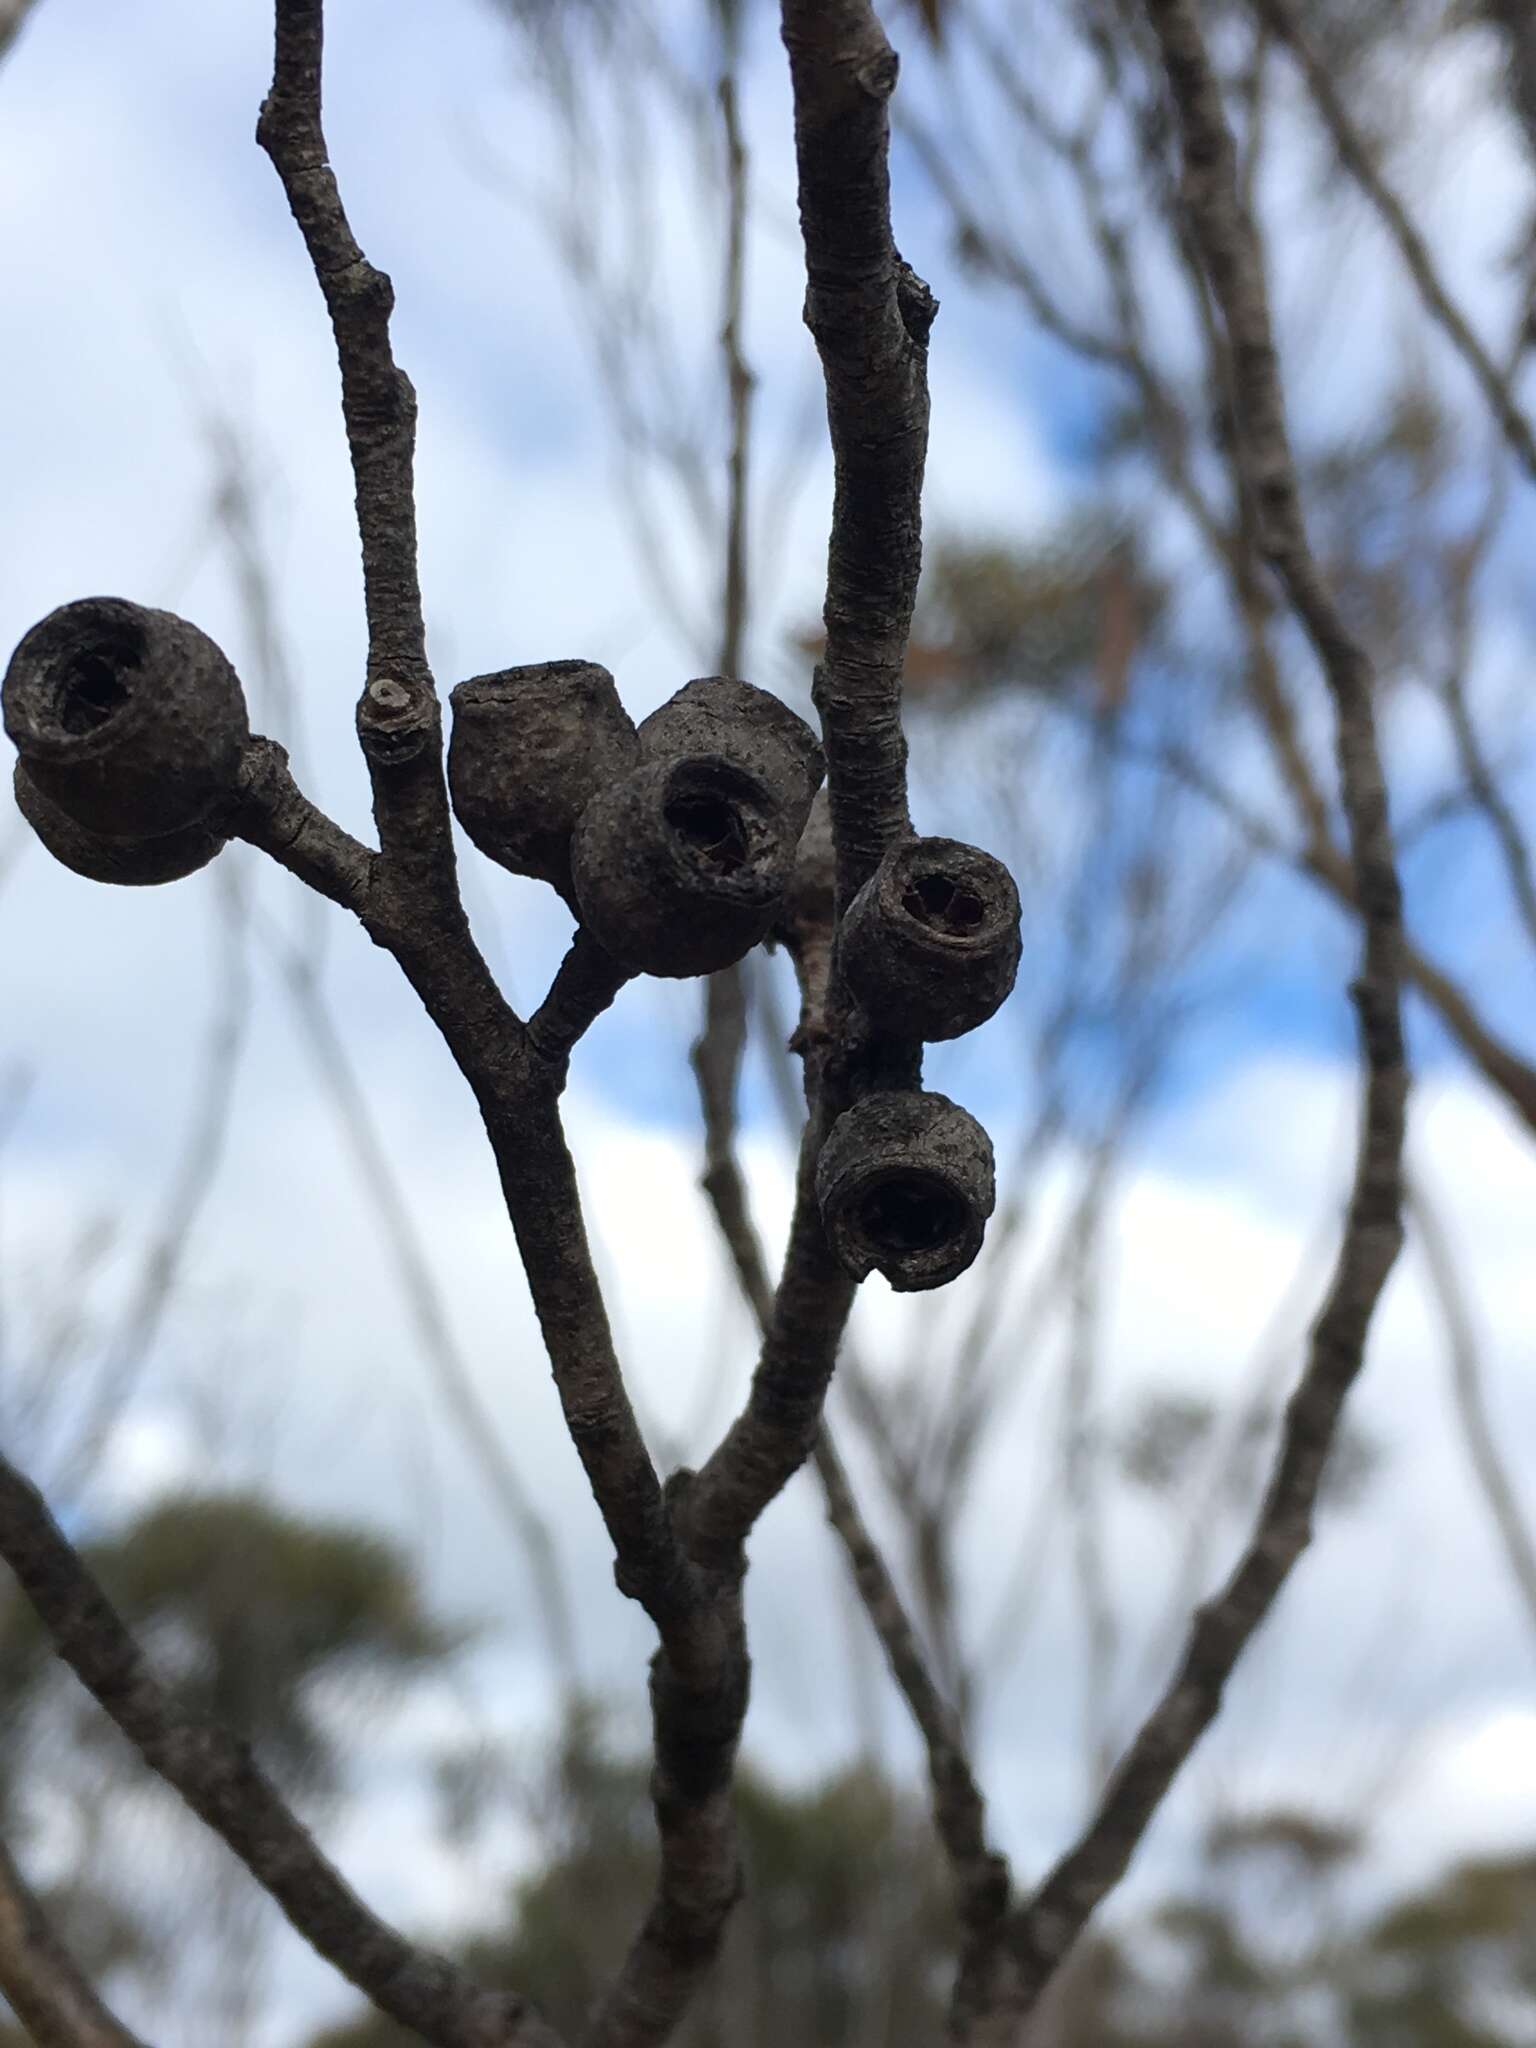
top-left (3, 1), bottom-right (1536, 2042)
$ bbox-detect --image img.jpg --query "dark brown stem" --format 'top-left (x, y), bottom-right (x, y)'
top-left (228, 736), bottom-right (376, 916)
top-left (1487, 0), bottom-right (1536, 166)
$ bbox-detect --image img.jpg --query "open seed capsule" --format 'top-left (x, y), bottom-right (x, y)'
top-left (3, 598), bottom-right (248, 838)
top-left (639, 676), bottom-right (823, 820)
top-left (571, 752), bottom-right (795, 977)
top-left (839, 835), bottom-right (1020, 1042)
top-left (572, 678), bottom-right (823, 978)
top-left (448, 659), bottom-right (639, 900)
top-left (816, 1090), bottom-right (995, 1292)
top-left (13, 760), bottom-right (226, 886)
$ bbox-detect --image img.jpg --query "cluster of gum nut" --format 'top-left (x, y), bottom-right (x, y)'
top-left (4, 598), bottom-right (1022, 1295)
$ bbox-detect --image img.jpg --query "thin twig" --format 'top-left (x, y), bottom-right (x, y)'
top-left (1252, 0), bottom-right (1536, 480)
top-left (787, 0), bottom-right (930, 906)
top-left (1003, 0), bottom-right (1409, 2005)
top-left (0, 1834), bottom-right (149, 2048)
top-left (527, 930), bottom-right (633, 1074)
top-left (717, 67), bottom-right (754, 687)
top-left (268, 932), bottom-right (584, 1697)
top-left (1487, 0), bottom-right (1536, 166)
top-left (1060, 1189), bottom-right (1120, 1799)
top-left (1431, 450), bottom-right (1536, 957)
top-left (812, 1434), bottom-right (1013, 2041)
top-left (258, 0), bottom-right (453, 875)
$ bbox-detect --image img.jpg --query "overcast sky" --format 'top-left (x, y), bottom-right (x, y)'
top-left (4, 2), bottom-right (1536, 2041)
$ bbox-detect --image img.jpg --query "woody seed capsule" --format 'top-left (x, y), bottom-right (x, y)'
top-left (572, 752), bottom-right (790, 977)
top-left (639, 676), bottom-right (823, 819)
top-left (571, 677), bottom-right (823, 978)
top-left (13, 760), bottom-right (226, 887)
top-left (816, 1090), bottom-right (995, 1293)
top-left (3, 598), bottom-right (248, 838)
top-left (447, 659), bottom-right (640, 901)
top-left (839, 835), bottom-right (1021, 1041)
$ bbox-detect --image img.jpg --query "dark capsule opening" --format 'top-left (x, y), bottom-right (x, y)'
top-left (858, 1176), bottom-right (968, 1256)
top-left (57, 634), bottom-right (139, 736)
top-left (665, 792), bottom-right (750, 874)
top-left (903, 870), bottom-right (985, 937)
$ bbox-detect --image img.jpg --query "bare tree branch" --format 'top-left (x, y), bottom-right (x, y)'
top-left (1430, 452), bottom-right (1536, 958)
top-left (812, 1433), bottom-right (1013, 2041)
top-left (229, 737), bottom-right (378, 918)
top-left (1001, 0), bottom-right (1409, 2004)
top-left (269, 933), bottom-right (584, 1697)
top-left (252, 15), bottom-right (748, 2036)
top-left (526, 928), bottom-right (632, 1073)
top-left (257, 0), bottom-right (454, 877)
top-left (1251, 0), bottom-right (1536, 480)
top-left (0, 1453), bottom-right (565, 2048)
top-left (0, 1834), bottom-right (148, 2048)
top-left (787, 0), bottom-right (931, 907)
top-left (681, 0), bottom-right (936, 1570)
top-left (686, 791), bottom-right (1012, 2041)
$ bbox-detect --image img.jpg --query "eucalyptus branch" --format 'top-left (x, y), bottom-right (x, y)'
top-left (682, 0), bottom-right (940, 1566)
top-left (257, 0), bottom-right (452, 875)
top-left (785, 0), bottom-right (931, 906)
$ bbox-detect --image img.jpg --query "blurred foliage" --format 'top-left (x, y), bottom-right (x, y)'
top-left (1111, 1384), bottom-right (1380, 1517)
top-left (2, 1490), bottom-right (456, 1800)
top-left (307, 1712), bottom-right (952, 2048)
top-left (303, 1703), bottom-right (1536, 2048)
top-left (799, 516), bottom-right (1166, 717)
top-left (0, 1489), bottom-right (461, 2034)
